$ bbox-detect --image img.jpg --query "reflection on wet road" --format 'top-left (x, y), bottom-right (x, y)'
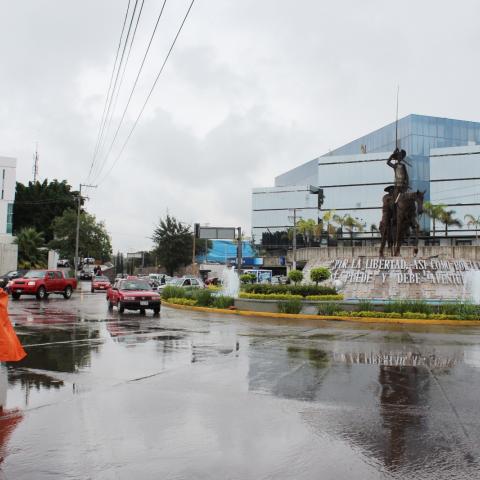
top-left (1, 283), bottom-right (480, 478)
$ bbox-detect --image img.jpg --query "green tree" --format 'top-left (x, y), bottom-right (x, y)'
top-left (322, 210), bottom-right (337, 240)
top-left (296, 218), bottom-right (317, 246)
top-left (439, 209), bottom-right (462, 237)
top-left (49, 209), bottom-right (112, 263)
top-left (240, 273), bottom-right (256, 284)
top-left (152, 215), bottom-right (197, 276)
top-left (15, 227), bottom-right (46, 268)
top-left (13, 180), bottom-right (81, 242)
top-left (343, 215), bottom-right (364, 244)
top-left (464, 214), bottom-right (480, 241)
top-left (310, 267), bottom-right (331, 286)
top-left (423, 202), bottom-right (446, 239)
top-left (288, 269), bottom-right (303, 285)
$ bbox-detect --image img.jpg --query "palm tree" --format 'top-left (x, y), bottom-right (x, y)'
top-left (296, 218), bottom-right (316, 246)
top-left (423, 202), bottom-right (447, 239)
top-left (464, 214), bottom-right (480, 242)
top-left (370, 223), bottom-right (378, 238)
top-left (332, 213), bottom-right (346, 239)
top-left (439, 209), bottom-right (462, 237)
top-left (343, 215), bottom-right (364, 244)
top-left (14, 227), bottom-right (45, 268)
top-left (321, 210), bottom-right (336, 241)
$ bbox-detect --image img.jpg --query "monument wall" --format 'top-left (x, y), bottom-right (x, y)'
top-left (298, 247), bottom-right (480, 301)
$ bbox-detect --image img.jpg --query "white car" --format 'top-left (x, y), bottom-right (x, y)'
top-left (157, 277), bottom-right (204, 293)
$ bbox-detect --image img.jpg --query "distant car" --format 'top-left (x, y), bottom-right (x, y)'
top-left (10, 269), bottom-right (77, 300)
top-left (57, 259), bottom-right (70, 268)
top-left (0, 269), bottom-right (28, 290)
top-left (80, 266), bottom-right (95, 280)
top-left (91, 275), bottom-right (111, 293)
top-left (83, 257), bottom-right (95, 265)
top-left (157, 276), bottom-right (204, 294)
top-left (106, 278), bottom-right (161, 314)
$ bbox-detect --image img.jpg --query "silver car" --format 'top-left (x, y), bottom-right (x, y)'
top-left (157, 276), bottom-right (204, 293)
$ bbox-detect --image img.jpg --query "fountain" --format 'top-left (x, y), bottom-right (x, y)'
top-left (462, 270), bottom-right (480, 304)
top-left (220, 266), bottom-right (240, 298)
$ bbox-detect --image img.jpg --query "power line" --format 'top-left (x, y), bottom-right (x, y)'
top-left (92, 0), bottom-right (168, 182)
top-left (90, 0), bottom-right (146, 182)
top-left (89, 0), bottom-right (140, 181)
top-left (97, 0), bottom-right (196, 185)
top-left (88, 0), bottom-right (132, 180)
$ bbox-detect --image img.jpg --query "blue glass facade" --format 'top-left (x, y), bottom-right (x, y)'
top-left (325, 114), bottom-right (480, 157)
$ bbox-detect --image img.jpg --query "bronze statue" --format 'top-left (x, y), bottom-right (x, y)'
top-left (380, 149), bottom-right (424, 257)
top-left (387, 148), bottom-right (409, 200)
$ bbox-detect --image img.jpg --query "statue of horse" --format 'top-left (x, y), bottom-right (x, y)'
top-left (393, 190), bottom-right (425, 256)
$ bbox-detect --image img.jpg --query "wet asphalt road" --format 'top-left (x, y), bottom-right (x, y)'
top-left (1, 282), bottom-right (480, 479)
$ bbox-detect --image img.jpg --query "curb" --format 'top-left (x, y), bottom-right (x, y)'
top-left (162, 301), bottom-right (480, 326)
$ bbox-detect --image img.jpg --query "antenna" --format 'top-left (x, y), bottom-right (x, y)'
top-left (33, 143), bottom-right (39, 182)
top-left (395, 85), bottom-right (400, 150)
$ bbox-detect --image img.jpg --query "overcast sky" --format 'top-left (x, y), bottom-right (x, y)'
top-left (1, 0), bottom-right (479, 252)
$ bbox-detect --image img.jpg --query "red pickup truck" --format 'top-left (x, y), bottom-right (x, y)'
top-left (10, 269), bottom-right (77, 300)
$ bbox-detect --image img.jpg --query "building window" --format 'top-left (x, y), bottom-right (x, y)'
top-left (6, 203), bottom-right (13, 234)
top-left (1, 169), bottom-right (5, 200)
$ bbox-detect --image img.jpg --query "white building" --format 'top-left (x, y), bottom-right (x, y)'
top-left (0, 156), bottom-right (18, 272)
top-left (430, 144), bottom-right (480, 242)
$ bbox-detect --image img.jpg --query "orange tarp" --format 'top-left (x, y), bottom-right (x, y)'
top-left (0, 290), bottom-right (26, 362)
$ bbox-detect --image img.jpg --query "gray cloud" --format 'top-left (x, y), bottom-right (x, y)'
top-left (1, 0), bottom-right (479, 251)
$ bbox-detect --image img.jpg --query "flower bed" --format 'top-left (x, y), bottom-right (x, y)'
top-left (239, 292), bottom-right (343, 301)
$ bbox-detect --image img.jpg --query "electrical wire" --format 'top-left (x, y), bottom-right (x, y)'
top-left (88, 0), bottom-right (140, 181)
top-left (90, 0), bottom-right (146, 182)
top-left (88, 0), bottom-right (132, 180)
top-left (91, 0), bottom-right (168, 183)
top-left (96, 0), bottom-right (196, 186)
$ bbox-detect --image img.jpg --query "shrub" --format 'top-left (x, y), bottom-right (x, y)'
top-left (288, 270), bottom-right (304, 285)
top-left (168, 297), bottom-right (197, 306)
top-left (317, 303), bottom-right (342, 316)
top-left (357, 299), bottom-right (373, 312)
top-left (190, 289), bottom-right (213, 307)
top-left (212, 296), bottom-right (235, 309)
top-left (278, 299), bottom-right (302, 314)
top-left (383, 300), bottom-right (432, 315)
top-left (242, 284), bottom-right (336, 297)
top-left (439, 302), bottom-right (480, 319)
top-left (239, 293), bottom-right (303, 300)
top-left (240, 273), bottom-right (256, 284)
top-left (161, 286), bottom-right (186, 300)
top-left (305, 295), bottom-right (344, 301)
top-left (310, 267), bottom-right (331, 285)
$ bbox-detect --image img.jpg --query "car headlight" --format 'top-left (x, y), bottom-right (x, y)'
top-left (124, 296), bottom-right (135, 301)
top-left (27, 281), bottom-right (36, 286)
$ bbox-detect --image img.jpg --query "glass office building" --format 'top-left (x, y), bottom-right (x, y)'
top-left (252, 114), bottom-right (480, 243)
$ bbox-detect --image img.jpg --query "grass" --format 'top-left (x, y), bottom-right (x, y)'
top-left (278, 299), bottom-right (302, 314)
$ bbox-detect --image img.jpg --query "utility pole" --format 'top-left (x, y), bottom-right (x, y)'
top-left (292, 209), bottom-right (297, 270)
top-left (236, 227), bottom-right (242, 273)
top-left (74, 183), bottom-right (97, 278)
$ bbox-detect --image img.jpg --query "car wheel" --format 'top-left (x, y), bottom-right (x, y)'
top-left (36, 286), bottom-right (47, 300)
top-left (11, 292), bottom-right (20, 300)
top-left (108, 300), bottom-right (113, 311)
top-left (119, 302), bottom-right (125, 313)
top-left (91, 288), bottom-right (94, 293)
top-left (153, 307), bottom-right (160, 315)
top-left (63, 286), bottom-right (73, 299)
top-left (140, 308), bottom-right (146, 315)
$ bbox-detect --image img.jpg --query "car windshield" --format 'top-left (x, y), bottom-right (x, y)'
top-left (24, 270), bottom-right (47, 278)
top-left (119, 280), bottom-right (151, 291)
top-left (94, 276), bottom-right (109, 281)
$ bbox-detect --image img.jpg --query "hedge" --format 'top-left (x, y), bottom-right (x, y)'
top-left (242, 284), bottom-right (336, 296)
top-left (317, 310), bottom-right (479, 321)
top-left (168, 297), bottom-right (197, 306)
top-left (239, 293), bottom-right (343, 301)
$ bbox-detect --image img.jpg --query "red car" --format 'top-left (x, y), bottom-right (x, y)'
top-left (91, 275), bottom-right (111, 293)
top-left (106, 278), bottom-right (161, 315)
top-left (10, 269), bottom-right (77, 300)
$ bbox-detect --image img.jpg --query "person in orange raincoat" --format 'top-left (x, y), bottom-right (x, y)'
top-left (0, 290), bottom-right (25, 362)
